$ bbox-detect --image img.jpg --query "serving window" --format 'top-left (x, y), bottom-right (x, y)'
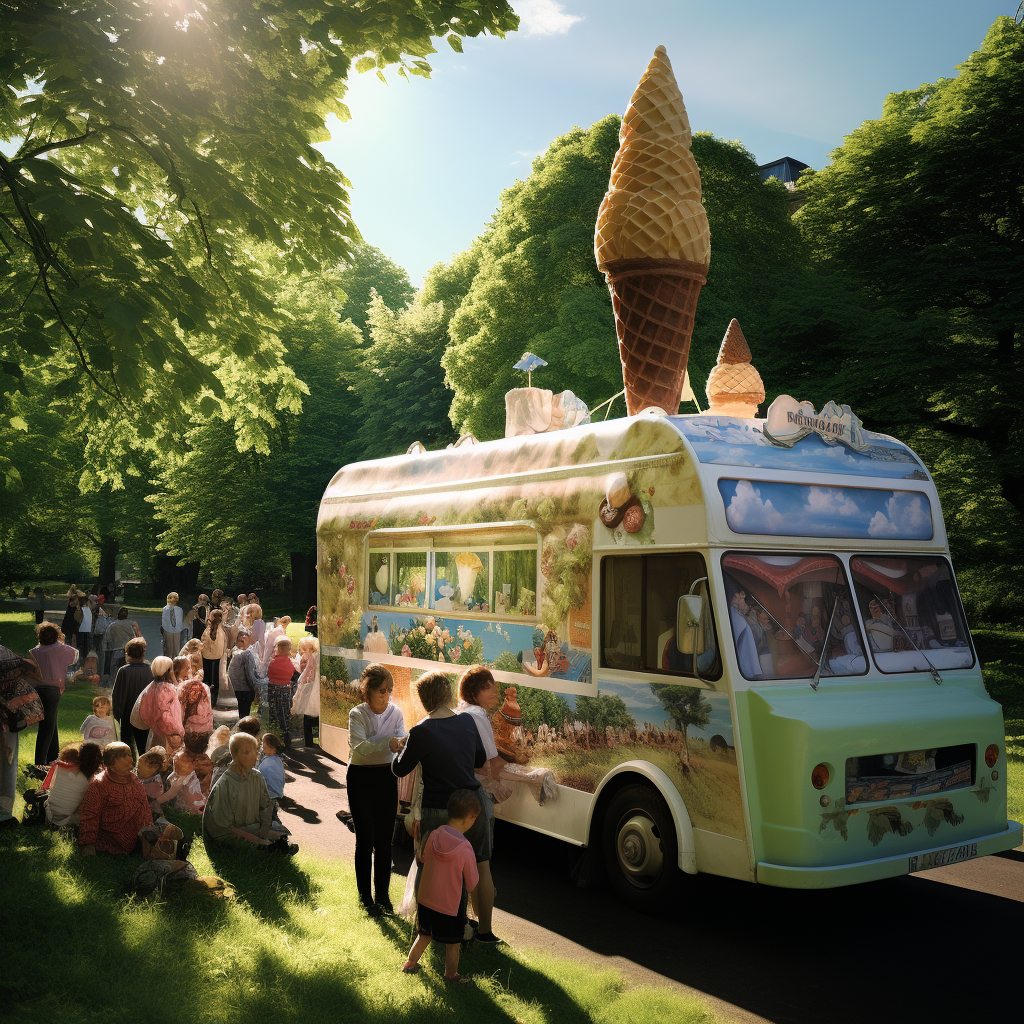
top-left (600, 553), bottom-right (720, 680)
top-left (850, 556), bottom-right (974, 672)
top-left (721, 552), bottom-right (867, 681)
top-left (368, 527), bottom-right (538, 620)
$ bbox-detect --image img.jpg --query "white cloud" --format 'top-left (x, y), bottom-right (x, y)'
top-left (514, 1), bottom-right (583, 37)
top-left (805, 486), bottom-right (859, 517)
top-left (726, 480), bottom-right (784, 534)
top-left (867, 493), bottom-right (931, 539)
top-left (867, 511), bottom-right (899, 537)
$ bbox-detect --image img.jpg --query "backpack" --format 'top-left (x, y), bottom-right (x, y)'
top-left (0, 645), bottom-right (44, 732)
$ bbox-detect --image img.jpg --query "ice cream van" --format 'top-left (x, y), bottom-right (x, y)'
top-left (315, 395), bottom-right (1022, 908)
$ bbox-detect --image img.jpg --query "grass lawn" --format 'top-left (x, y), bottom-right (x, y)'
top-left (3, 685), bottom-right (725, 1024)
top-left (0, 610), bottom-right (39, 655)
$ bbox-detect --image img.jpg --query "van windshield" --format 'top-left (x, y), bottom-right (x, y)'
top-left (721, 553), bottom-right (867, 681)
top-left (850, 556), bottom-right (974, 672)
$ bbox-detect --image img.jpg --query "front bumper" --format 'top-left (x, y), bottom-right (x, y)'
top-left (757, 820), bottom-right (1023, 888)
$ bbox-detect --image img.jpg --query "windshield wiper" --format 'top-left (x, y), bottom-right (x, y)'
top-left (878, 597), bottom-right (943, 685)
top-left (811, 599), bottom-right (840, 691)
top-left (745, 592), bottom-right (798, 645)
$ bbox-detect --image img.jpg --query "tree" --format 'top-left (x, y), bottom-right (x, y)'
top-left (649, 683), bottom-right (711, 763)
top-left (338, 243), bottom-right (416, 336)
top-left (437, 117), bottom-right (803, 440)
top-left (514, 685), bottom-right (572, 733)
top-left (0, 1), bottom-right (519, 449)
top-left (149, 265), bottom-right (364, 603)
top-left (794, 15), bottom-right (1024, 619)
top-left (574, 693), bottom-right (635, 731)
top-left (350, 292), bottom-right (459, 459)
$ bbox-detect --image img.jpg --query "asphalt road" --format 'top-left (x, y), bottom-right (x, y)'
top-left (276, 745), bottom-right (1022, 1024)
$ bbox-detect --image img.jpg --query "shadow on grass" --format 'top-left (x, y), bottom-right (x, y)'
top-left (3, 825), bottom-right (603, 1024)
top-left (205, 839), bottom-right (319, 923)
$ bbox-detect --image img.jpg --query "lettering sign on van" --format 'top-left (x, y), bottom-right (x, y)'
top-left (764, 395), bottom-right (868, 452)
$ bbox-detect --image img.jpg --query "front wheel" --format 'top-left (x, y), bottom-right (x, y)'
top-left (601, 784), bottom-right (680, 911)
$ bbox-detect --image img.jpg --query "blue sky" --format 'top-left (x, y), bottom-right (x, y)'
top-left (317, 0), bottom-right (1012, 286)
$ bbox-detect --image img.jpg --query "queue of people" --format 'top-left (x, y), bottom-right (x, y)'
top-left (5, 594), bottom-right (514, 986)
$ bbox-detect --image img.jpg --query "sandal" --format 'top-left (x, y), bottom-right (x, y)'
top-left (401, 961), bottom-right (421, 974)
top-left (444, 973), bottom-right (471, 985)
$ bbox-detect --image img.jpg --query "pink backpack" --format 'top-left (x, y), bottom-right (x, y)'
top-left (140, 681), bottom-right (184, 739)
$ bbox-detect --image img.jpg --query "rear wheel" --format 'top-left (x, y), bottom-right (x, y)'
top-left (601, 784), bottom-right (680, 911)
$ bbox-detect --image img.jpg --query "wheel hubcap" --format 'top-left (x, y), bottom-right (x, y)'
top-left (615, 812), bottom-right (664, 888)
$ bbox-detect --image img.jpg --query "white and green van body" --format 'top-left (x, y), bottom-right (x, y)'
top-left (316, 405), bottom-right (1021, 905)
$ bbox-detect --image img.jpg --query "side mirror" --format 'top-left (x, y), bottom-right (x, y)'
top-left (676, 595), bottom-right (703, 654)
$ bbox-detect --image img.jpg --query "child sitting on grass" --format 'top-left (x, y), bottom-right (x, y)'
top-left (78, 742), bottom-right (153, 856)
top-left (137, 747), bottom-right (185, 820)
top-left (256, 732), bottom-right (286, 800)
top-left (42, 741), bottom-right (103, 828)
top-left (402, 788), bottom-right (480, 984)
top-left (266, 637), bottom-right (295, 742)
top-left (80, 695), bottom-right (118, 747)
top-left (202, 733), bottom-right (297, 854)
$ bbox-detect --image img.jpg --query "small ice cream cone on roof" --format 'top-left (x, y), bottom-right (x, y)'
top-left (705, 319), bottom-right (765, 418)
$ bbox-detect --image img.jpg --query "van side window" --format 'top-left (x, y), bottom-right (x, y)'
top-left (600, 554), bottom-right (720, 679)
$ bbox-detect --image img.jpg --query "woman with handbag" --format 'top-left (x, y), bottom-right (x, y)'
top-left (29, 623), bottom-right (80, 764)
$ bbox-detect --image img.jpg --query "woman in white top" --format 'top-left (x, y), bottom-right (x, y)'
top-left (346, 663), bottom-right (407, 915)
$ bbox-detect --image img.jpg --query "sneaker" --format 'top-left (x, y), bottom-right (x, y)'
top-left (475, 931), bottom-right (502, 944)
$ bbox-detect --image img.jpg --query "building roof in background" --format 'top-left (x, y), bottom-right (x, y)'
top-left (758, 156), bottom-right (810, 184)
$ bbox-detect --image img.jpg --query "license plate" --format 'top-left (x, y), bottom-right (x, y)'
top-left (909, 843), bottom-right (978, 872)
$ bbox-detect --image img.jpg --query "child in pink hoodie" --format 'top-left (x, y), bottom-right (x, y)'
top-left (402, 789), bottom-right (480, 984)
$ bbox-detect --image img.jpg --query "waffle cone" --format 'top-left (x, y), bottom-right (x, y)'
top-left (609, 137), bottom-right (701, 198)
top-left (604, 256), bottom-right (707, 416)
top-left (707, 362), bottom-right (764, 401)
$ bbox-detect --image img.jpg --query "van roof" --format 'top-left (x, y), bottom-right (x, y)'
top-left (321, 411), bottom-right (926, 510)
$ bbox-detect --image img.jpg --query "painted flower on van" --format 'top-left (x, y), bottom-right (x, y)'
top-left (388, 616), bottom-right (482, 666)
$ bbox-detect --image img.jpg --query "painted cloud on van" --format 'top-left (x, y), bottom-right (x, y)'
top-left (719, 480), bottom-right (933, 541)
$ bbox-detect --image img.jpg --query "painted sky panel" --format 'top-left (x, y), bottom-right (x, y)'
top-left (675, 416), bottom-right (927, 480)
top-left (719, 479), bottom-right (933, 540)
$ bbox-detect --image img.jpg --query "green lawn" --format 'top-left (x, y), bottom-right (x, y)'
top-left (0, 610), bottom-right (39, 655)
top-left (3, 684), bottom-right (722, 1024)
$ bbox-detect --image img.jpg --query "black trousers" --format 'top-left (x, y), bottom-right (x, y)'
top-left (203, 657), bottom-right (221, 709)
top-left (347, 764), bottom-right (397, 904)
top-left (235, 689), bottom-right (255, 721)
top-left (34, 686), bottom-right (62, 764)
top-left (303, 715), bottom-right (318, 746)
top-left (118, 718), bottom-right (149, 761)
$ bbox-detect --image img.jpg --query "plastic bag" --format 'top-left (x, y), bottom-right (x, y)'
top-left (398, 857), bottom-right (419, 921)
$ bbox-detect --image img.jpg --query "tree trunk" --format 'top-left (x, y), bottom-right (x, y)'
top-left (290, 550), bottom-right (317, 613)
top-left (98, 536), bottom-right (119, 587)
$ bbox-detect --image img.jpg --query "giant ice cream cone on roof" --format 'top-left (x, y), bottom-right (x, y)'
top-left (595, 46), bottom-right (710, 417)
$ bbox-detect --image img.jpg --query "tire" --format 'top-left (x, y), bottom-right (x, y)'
top-left (601, 783), bottom-right (680, 911)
